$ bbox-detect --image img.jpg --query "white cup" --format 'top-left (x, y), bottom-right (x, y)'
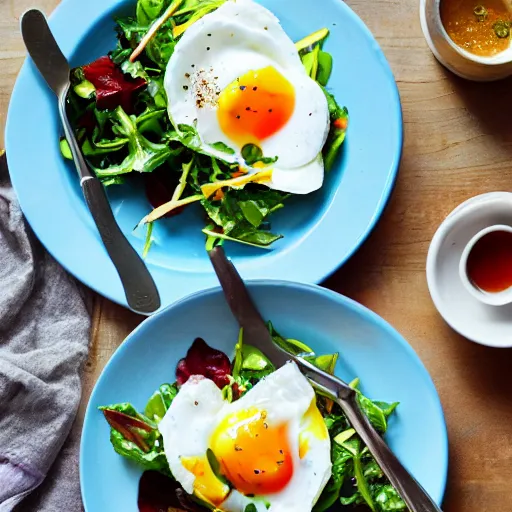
top-left (420, 0), bottom-right (512, 81)
top-left (459, 224), bottom-right (512, 306)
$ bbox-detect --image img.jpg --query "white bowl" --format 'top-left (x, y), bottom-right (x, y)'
top-left (420, 0), bottom-right (512, 81)
top-left (427, 192), bottom-right (512, 347)
top-left (459, 224), bottom-right (512, 306)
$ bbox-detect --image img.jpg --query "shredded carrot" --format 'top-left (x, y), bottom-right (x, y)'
top-left (231, 170), bottom-right (246, 178)
top-left (213, 189), bottom-right (225, 201)
top-left (333, 117), bottom-right (348, 130)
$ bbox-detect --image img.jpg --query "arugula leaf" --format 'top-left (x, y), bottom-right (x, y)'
top-left (92, 107), bottom-right (171, 178)
top-left (172, 0), bottom-right (226, 38)
top-left (115, 17), bottom-right (149, 43)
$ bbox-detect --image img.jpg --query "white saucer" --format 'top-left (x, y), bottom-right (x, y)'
top-left (426, 192), bottom-right (512, 348)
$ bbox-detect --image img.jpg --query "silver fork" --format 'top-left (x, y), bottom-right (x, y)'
top-left (209, 245), bottom-right (443, 512)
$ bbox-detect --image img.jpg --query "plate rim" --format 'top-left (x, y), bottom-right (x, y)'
top-left (6, 0), bottom-right (403, 312)
top-left (80, 279), bottom-right (448, 509)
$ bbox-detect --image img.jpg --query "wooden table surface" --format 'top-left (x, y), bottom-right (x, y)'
top-left (2, 0), bottom-right (512, 510)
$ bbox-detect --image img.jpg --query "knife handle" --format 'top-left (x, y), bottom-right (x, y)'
top-left (81, 176), bottom-right (160, 314)
top-left (337, 393), bottom-right (443, 512)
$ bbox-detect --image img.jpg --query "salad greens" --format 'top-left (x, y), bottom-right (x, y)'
top-left (101, 329), bottom-right (405, 511)
top-left (62, 0), bottom-right (348, 252)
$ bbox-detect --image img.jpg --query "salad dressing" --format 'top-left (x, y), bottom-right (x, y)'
top-left (440, 0), bottom-right (512, 56)
top-left (466, 229), bottom-right (512, 292)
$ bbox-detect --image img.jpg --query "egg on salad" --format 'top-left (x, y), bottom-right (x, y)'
top-left (158, 362), bottom-right (332, 512)
top-left (163, 0), bottom-right (330, 195)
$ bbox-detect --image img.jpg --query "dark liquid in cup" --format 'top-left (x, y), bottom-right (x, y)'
top-left (466, 230), bottom-right (512, 293)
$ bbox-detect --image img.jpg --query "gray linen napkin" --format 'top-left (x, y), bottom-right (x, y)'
top-left (0, 153), bottom-right (92, 511)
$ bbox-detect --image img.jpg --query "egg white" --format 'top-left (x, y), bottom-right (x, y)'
top-left (159, 362), bottom-right (332, 512)
top-left (164, 0), bottom-right (330, 194)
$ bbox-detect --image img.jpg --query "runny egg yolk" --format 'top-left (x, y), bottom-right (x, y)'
top-left (180, 455), bottom-right (230, 507)
top-left (299, 398), bottom-right (329, 459)
top-left (217, 66), bottom-right (295, 147)
top-left (209, 408), bottom-right (293, 495)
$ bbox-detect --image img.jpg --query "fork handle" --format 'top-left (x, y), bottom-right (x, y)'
top-left (337, 393), bottom-right (443, 512)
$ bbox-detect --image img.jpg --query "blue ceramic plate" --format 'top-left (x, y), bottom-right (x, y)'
top-left (6, 0), bottom-right (402, 311)
top-left (81, 282), bottom-right (447, 511)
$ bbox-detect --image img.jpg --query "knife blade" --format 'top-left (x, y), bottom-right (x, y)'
top-left (208, 245), bottom-right (291, 367)
top-left (20, 9), bottom-right (161, 314)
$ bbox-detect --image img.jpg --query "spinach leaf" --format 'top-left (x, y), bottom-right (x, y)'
top-left (136, 0), bottom-right (166, 25)
top-left (100, 403), bottom-right (171, 475)
top-left (314, 435), bottom-right (352, 512)
top-left (232, 328), bottom-right (275, 385)
top-left (109, 428), bottom-right (170, 474)
top-left (317, 51), bottom-right (333, 86)
top-left (201, 188), bottom-right (287, 248)
top-left (241, 144), bottom-right (278, 166)
top-left (322, 89), bottom-right (349, 171)
top-left (209, 141), bottom-right (235, 155)
top-left (374, 485), bottom-right (407, 511)
top-left (373, 401), bottom-right (400, 418)
top-left (144, 383), bottom-right (178, 422)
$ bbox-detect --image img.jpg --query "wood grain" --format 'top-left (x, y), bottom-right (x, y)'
top-left (2, 0), bottom-right (512, 510)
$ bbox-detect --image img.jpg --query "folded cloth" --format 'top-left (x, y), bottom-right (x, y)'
top-left (0, 153), bottom-right (92, 511)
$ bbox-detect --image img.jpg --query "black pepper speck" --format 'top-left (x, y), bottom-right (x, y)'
top-left (253, 86), bottom-right (258, 91)
top-left (246, 107), bottom-right (251, 111)
top-left (206, 47), bottom-right (211, 51)
top-left (183, 85), bottom-right (189, 90)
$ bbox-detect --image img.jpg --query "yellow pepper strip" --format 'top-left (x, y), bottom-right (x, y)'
top-left (142, 194), bottom-right (203, 224)
top-left (295, 28), bottom-right (329, 52)
top-left (130, 0), bottom-right (184, 62)
top-left (201, 169), bottom-right (273, 199)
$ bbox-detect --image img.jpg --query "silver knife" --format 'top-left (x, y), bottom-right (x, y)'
top-left (209, 245), bottom-right (443, 512)
top-left (21, 9), bottom-right (161, 315)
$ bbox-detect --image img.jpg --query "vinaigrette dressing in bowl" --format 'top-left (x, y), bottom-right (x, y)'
top-left (420, 0), bottom-right (512, 80)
